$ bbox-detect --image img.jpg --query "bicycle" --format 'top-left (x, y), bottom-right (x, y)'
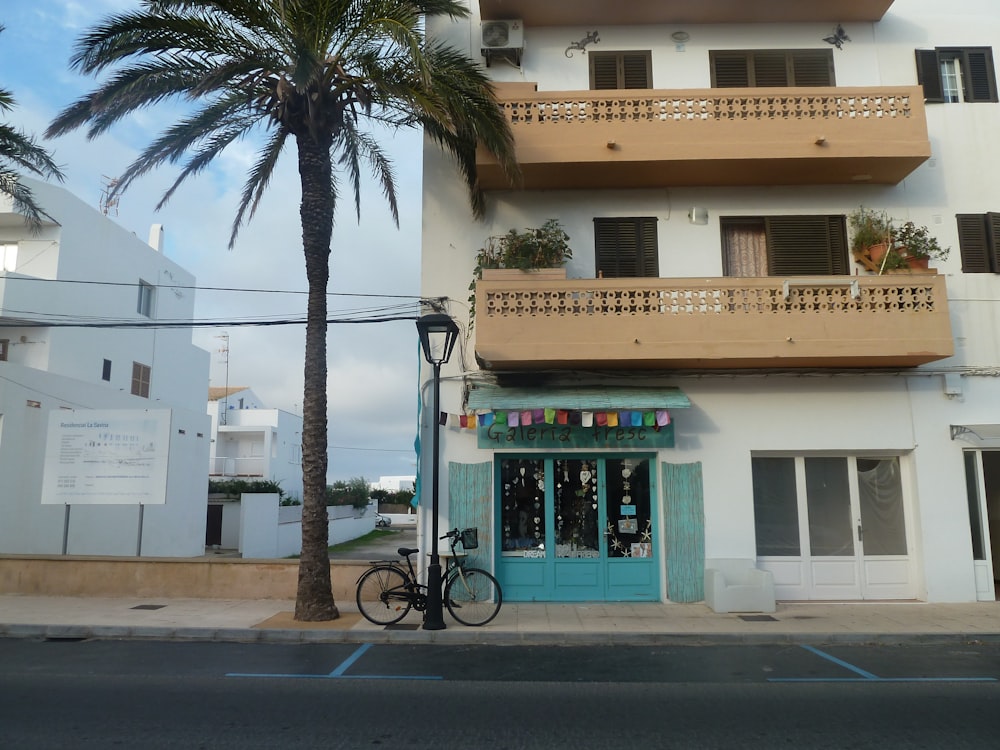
top-left (355, 527), bottom-right (503, 627)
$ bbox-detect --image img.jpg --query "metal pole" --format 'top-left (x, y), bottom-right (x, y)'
top-left (422, 360), bottom-right (446, 630)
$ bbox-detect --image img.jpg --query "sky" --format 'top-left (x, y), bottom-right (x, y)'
top-left (1, 0), bottom-right (426, 486)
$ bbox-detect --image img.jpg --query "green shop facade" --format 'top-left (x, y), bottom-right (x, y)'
top-left (446, 386), bottom-right (703, 603)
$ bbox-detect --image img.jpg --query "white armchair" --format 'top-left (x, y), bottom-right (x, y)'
top-left (704, 558), bottom-right (776, 613)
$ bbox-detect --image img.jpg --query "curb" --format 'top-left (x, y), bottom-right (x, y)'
top-left (4, 623), bottom-right (1000, 647)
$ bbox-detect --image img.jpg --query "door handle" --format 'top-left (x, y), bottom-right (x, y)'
top-left (857, 523), bottom-right (863, 542)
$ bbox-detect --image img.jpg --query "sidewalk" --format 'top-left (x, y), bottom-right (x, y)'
top-left (2, 595), bottom-right (999, 646)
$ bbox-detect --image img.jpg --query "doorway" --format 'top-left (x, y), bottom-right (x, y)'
top-left (497, 455), bottom-right (659, 601)
top-left (753, 455), bottom-right (915, 600)
top-left (963, 450), bottom-right (1000, 600)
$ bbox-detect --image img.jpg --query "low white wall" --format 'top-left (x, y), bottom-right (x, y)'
top-left (273, 503), bottom-right (375, 558)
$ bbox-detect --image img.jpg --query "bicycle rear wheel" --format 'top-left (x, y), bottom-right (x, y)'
top-left (444, 567), bottom-right (502, 626)
top-left (356, 566), bottom-right (412, 625)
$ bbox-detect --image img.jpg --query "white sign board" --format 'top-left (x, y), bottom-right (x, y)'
top-left (41, 410), bottom-right (171, 505)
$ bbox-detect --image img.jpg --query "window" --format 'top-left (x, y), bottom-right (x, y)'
top-left (711, 50), bottom-right (835, 87)
top-left (956, 213), bottom-right (1000, 272)
top-left (589, 51), bottom-right (652, 90)
top-left (131, 362), bottom-right (151, 398)
top-left (916, 47), bottom-right (998, 103)
top-left (137, 280), bottom-right (155, 317)
top-left (1, 243), bottom-right (17, 272)
top-left (722, 216), bottom-right (848, 277)
top-left (102, 359), bottom-right (112, 381)
top-left (594, 217), bottom-right (658, 278)
top-left (0, 339), bottom-right (8, 362)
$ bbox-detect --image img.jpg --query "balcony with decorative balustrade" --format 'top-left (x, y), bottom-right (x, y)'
top-left (474, 274), bottom-right (953, 371)
top-left (478, 0), bottom-right (895, 26)
top-left (476, 85), bottom-right (930, 191)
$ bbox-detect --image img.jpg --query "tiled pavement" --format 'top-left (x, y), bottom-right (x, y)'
top-left (2, 595), bottom-right (998, 645)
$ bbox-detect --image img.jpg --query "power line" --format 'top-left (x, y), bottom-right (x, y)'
top-left (1, 275), bottom-right (429, 300)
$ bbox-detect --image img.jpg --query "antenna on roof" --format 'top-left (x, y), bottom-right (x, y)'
top-left (100, 176), bottom-right (120, 216)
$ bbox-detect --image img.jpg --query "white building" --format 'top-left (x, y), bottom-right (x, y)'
top-left (418, 0), bottom-right (1000, 604)
top-left (374, 476), bottom-right (416, 493)
top-left (0, 179), bottom-right (211, 556)
top-left (207, 386), bottom-right (303, 501)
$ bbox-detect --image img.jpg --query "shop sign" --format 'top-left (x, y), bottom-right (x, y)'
top-left (478, 422), bottom-right (674, 449)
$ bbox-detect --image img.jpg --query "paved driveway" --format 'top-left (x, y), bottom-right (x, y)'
top-left (332, 527), bottom-right (418, 561)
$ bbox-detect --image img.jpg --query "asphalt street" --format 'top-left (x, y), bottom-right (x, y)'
top-left (2, 640), bottom-right (998, 749)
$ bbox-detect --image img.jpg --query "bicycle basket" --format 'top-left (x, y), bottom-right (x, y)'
top-left (459, 528), bottom-right (479, 549)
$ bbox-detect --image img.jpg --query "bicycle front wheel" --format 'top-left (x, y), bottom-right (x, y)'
top-left (356, 566), bottom-right (412, 625)
top-left (444, 567), bottom-right (502, 626)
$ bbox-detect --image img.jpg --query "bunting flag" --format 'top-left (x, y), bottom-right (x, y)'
top-left (436, 407), bottom-right (673, 431)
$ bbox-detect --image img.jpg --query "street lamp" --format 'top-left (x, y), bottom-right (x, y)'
top-left (415, 312), bottom-right (460, 630)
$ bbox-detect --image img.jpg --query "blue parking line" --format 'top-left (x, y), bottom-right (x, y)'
top-left (768, 644), bottom-right (997, 683)
top-left (226, 643), bottom-right (443, 681)
top-left (328, 643), bottom-right (372, 676)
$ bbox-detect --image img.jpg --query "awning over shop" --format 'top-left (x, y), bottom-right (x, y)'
top-left (467, 384), bottom-right (691, 411)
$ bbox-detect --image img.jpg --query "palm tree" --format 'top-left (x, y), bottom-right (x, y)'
top-left (1, 25), bottom-right (64, 230)
top-left (47, 0), bottom-right (517, 620)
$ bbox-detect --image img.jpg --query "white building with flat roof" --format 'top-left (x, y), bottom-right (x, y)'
top-left (1, 179), bottom-right (211, 556)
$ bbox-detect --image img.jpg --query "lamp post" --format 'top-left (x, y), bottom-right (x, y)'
top-left (415, 312), bottom-right (460, 630)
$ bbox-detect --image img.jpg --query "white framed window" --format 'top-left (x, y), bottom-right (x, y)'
top-left (137, 280), bottom-right (155, 317)
top-left (1, 243), bottom-right (17, 272)
top-left (941, 57), bottom-right (963, 102)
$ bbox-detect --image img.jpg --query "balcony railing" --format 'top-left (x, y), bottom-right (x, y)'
top-left (210, 456), bottom-right (265, 478)
top-left (474, 274), bottom-right (953, 370)
top-left (478, 1), bottom-right (895, 26)
top-left (476, 85), bottom-right (930, 190)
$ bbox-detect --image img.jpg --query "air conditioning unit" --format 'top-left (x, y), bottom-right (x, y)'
top-left (481, 19), bottom-right (523, 50)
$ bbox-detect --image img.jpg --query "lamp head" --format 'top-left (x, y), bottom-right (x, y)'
top-left (416, 313), bottom-right (459, 365)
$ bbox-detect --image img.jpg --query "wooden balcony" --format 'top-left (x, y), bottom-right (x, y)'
top-left (478, 1), bottom-right (895, 26)
top-left (477, 85), bottom-right (930, 190)
top-left (474, 274), bottom-right (953, 371)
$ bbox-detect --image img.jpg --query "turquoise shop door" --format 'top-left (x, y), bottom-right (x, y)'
top-left (497, 455), bottom-right (659, 602)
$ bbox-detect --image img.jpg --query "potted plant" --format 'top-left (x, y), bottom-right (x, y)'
top-left (468, 219), bottom-right (573, 329)
top-left (473, 218), bottom-right (573, 277)
top-left (848, 206), bottom-right (894, 269)
top-left (891, 221), bottom-right (950, 269)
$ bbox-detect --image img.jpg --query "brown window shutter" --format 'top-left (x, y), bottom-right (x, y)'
top-left (956, 214), bottom-right (991, 272)
top-left (712, 52), bottom-right (750, 87)
top-left (764, 216), bottom-right (838, 276)
top-left (988, 213), bottom-right (1000, 271)
top-left (963, 48), bottom-right (998, 102)
top-left (752, 52), bottom-right (789, 87)
top-left (590, 54), bottom-right (620, 90)
top-left (791, 51), bottom-right (835, 86)
top-left (915, 49), bottom-right (944, 103)
top-left (827, 216), bottom-right (849, 275)
top-left (622, 53), bottom-right (652, 88)
top-left (594, 218), bottom-right (658, 278)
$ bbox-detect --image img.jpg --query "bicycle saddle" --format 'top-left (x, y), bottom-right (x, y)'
top-left (398, 547), bottom-right (420, 556)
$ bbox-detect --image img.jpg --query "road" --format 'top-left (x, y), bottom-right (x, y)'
top-left (1, 640), bottom-right (998, 749)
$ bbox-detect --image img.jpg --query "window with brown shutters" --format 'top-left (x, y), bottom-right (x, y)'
top-left (721, 216), bottom-right (848, 277)
top-left (916, 47), bottom-right (998, 103)
top-left (710, 50), bottom-right (835, 87)
top-left (594, 218), bottom-right (658, 278)
top-left (956, 214), bottom-right (1000, 272)
top-left (589, 52), bottom-right (652, 90)
top-left (131, 362), bottom-right (151, 398)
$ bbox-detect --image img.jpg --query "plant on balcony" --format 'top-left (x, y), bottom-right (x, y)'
top-left (468, 219), bottom-right (572, 329)
top-left (849, 206), bottom-right (894, 263)
top-left (473, 218), bottom-right (572, 273)
top-left (891, 221), bottom-right (950, 269)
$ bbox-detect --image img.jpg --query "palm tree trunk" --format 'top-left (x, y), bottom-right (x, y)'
top-left (293, 132), bottom-right (339, 621)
